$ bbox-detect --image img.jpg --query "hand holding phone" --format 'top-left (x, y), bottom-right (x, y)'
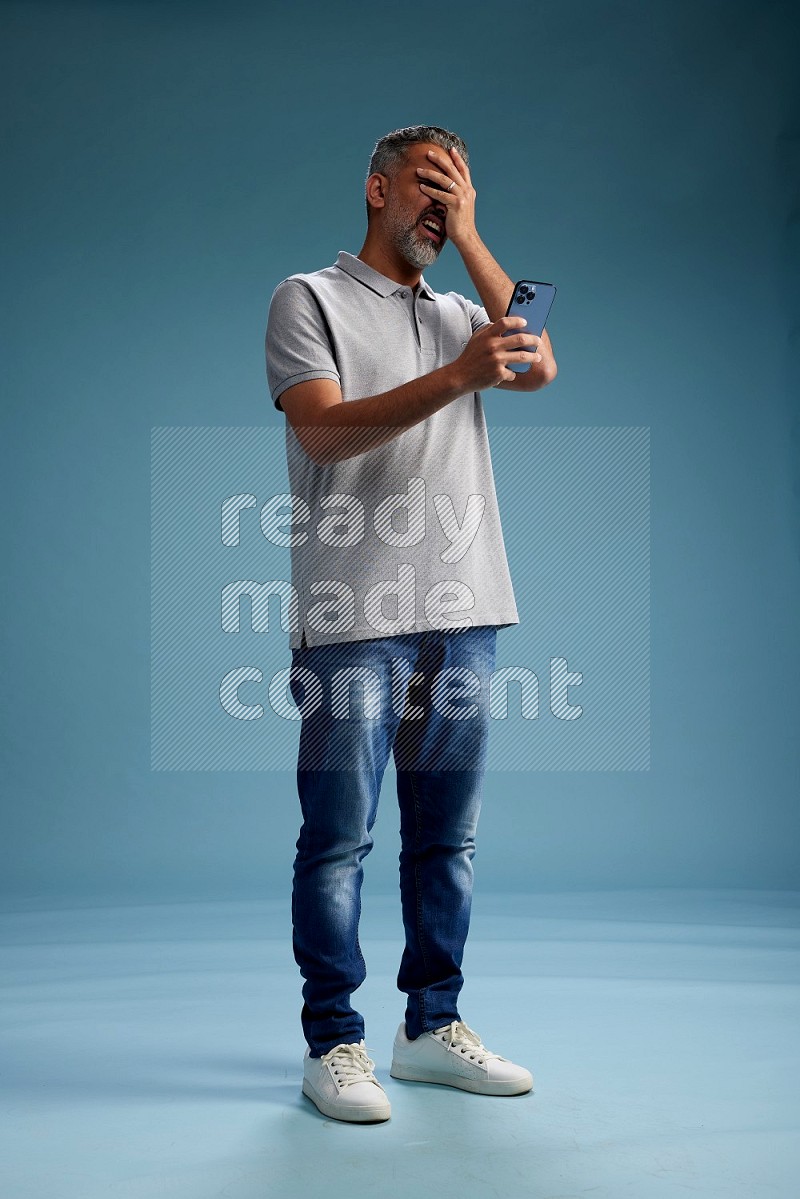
top-left (502, 280), bottom-right (556, 373)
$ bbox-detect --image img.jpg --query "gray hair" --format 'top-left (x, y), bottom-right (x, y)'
top-left (364, 125), bottom-right (470, 219)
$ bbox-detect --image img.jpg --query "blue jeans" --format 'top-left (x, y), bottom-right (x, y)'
top-left (288, 625), bottom-right (498, 1057)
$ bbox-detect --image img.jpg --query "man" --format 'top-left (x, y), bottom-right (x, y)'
top-left (265, 125), bottom-right (557, 1123)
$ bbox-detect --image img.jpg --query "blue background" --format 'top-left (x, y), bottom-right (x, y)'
top-left (2, 0), bottom-right (798, 901)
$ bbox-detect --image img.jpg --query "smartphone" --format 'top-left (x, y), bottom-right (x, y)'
top-left (502, 280), bottom-right (557, 373)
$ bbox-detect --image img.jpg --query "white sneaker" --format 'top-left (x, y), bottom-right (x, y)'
top-left (302, 1040), bottom-right (391, 1122)
top-left (390, 1019), bottom-right (533, 1096)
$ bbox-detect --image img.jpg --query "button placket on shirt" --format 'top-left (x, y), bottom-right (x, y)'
top-left (399, 287), bottom-right (430, 357)
top-left (397, 288), bottom-right (421, 352)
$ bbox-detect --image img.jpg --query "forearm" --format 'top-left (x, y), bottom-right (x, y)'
top-left (456, 231), bottom-right (556, 389)
top-left (301, 363), bottom-right (466, 467)
top-left (456, 231), bottom-right (515, 322)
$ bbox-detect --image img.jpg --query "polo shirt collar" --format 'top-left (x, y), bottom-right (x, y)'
top-left (334, 250), bottom-right (436, 300)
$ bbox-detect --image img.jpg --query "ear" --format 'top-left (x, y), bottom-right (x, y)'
top-left (365, 172), bottom-right (387, 214)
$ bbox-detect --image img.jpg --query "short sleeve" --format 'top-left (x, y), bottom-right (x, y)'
top-left (444, 290), bottom-right (492, 335)
top-left (265, 279), bottom-right (342, 412)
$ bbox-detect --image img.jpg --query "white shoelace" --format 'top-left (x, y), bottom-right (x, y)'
top-left (320, 1042), bottom-right (380, 1089)
top-left (433, 1019), bottom-right (505, 1064)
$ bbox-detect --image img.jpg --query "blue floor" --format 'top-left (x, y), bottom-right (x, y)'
top-left (1, 888), bottom-right (798, 1198)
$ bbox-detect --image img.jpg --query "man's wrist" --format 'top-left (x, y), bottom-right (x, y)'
top-left (435, 360), bottom-right (468, 402)
top-left (452, 228), bottom-right (482, 256)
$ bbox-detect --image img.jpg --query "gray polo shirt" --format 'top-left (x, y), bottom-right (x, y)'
top-left (265, 250), bottom-right (519, 649)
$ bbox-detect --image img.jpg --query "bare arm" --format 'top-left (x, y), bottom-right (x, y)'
top-left (280, 314), bottom-right (539, 466)
top-left (458, 231), bottom-right (557, 392)
top-left (415, 147), bottom-right (557, 392)
top-left (280, 362), bottom-right (466, 467)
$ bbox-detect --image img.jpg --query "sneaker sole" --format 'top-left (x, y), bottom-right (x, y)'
top-left (389, 1061), bottom-right (533, 1096)
top-left (301, 1077), bottom-right (391, 1123)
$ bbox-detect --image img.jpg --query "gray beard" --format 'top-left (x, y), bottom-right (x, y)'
top-left (386, 207), bottom-right (441, 270)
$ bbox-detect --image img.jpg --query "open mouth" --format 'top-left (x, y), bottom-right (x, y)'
top-left (419, 216), bottom-right (444, 245)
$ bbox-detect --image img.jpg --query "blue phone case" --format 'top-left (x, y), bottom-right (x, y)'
top-left (502, 280), bottom-right (556, 373)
